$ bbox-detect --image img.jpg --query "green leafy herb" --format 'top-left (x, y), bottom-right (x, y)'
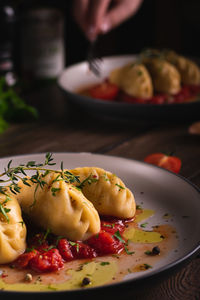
top-left (0, 76), bottom-right (38, 134)
top-left (0, 201), bottom-right (11, 222)
top-left (102, 173), bottom-right (109, 181)
top-left (100, 262), bottom-right (110, 266)
top-left (112, 230), bottom-right (126, 244)
top-left (102, 223), bottom-right (115, 228)
top-left (47, 285), bottom-right (57, 291)
top-left (38, 228), bottom-right (51, 245)
top-left (137, 70), bottom-right (143, 76)
top-left (0, 153), bottom-right (81, 215)
top-left (140, 222), bottom-right (148, 228)
top-left (143, 263), bottom-right (152, 269)
top-left (51, 187), bottom-right (61, 196)
top-left (69, 241), bottom-right (79, 252)
top-left (115, 183), bottom-right (125, 191)
top-left (136, 205), bottom-right (142, 210)
top-left (77, 174), bottom-right (98, 189)
top-left (144, 250), bottom-right (152, 255)
top-left (124, 245), bottom-right (135, 255)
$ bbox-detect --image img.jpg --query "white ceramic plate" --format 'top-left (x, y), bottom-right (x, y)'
top-left (0, 152), bottom-right (200, 299)
top-left (58, 55), bottom-right (200, 121)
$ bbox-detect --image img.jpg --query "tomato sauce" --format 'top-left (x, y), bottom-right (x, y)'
top-left (0, 208), bottom-right (178, 291)
top-left (13, 217), bottom-right (132, 274)
top-left (78, 80), bottom-right (200, 104)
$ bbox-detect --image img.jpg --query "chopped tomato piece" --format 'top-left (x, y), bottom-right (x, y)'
top-left (29, 248), bottom-right (64, 273)
top-left (188, 84), bottom-right (200, 95)
top-left (57, 239), bottom-right (74, 261)
top-left (173, 86), bottom-right (190, 103)
top-left (144, 153), bottom-right (181, 173)
top-left (101, 220), bottom-right (125, 234)
top-left (70, 241), bottom-right (97, 259)
top-left (87, 231), bottom-right (124, 255)
top-left (14, 250), bottom-right (38, 268)
top-left (89, 81), bottom-right (119, 101)
top-left (149, 94), bottom-right (167, 104)
top-left (28, 233), bottom-right (49, 251)
top-left (121, 92), bottom-right (148, 104)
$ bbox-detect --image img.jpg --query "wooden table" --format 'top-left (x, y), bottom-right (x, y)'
top-left (0, 83), bottom-right (200, 300)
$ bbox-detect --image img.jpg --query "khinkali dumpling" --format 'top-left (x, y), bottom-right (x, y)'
top-left (143, 57), bottom-right (181, 94)
top-left (165, 50), bottom-right (200, 85)
top-left (109, 63), bottom-right (153, 99)
top-left (16, 172), bottom-right (100, 241)
top-left (70, 167), bottom-right (136, 219)
top-left (0, 191), bottom-right (26, 264)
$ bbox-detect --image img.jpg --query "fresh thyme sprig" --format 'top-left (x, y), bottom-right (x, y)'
top-left (0, 153), bottom-right (80, 222)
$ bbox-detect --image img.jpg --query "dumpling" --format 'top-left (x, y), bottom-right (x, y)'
top-left (70, 167), bottom-right (136, 219)
top-left (165, 50), bottom-right (200, 85)
top-left (0, 191), bottom-right (26, 264)
top-left (143, 57), bottom-right (181, 94)
top-left (16, 172), bottom-right (100, 241)
top-left (109, 63), bottom-right (153, 99)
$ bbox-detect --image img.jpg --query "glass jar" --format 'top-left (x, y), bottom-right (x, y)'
top-left (20, 7), bottom-right (65, 80)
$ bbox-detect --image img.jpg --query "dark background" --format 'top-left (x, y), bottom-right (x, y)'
top-left (5, 0), bottom-right (200, 69)
top-left (49, 0), bottom-right (200, 66)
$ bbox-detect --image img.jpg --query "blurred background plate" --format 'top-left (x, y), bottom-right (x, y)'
top-left (58, 55), bottom-right (200, 122)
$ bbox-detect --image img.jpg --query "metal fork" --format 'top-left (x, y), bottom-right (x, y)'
top-left (87, 39), bottom-right (102, 77)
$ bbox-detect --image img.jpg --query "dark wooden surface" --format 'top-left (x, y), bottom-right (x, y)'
top-left (0, 83), bottom-right (200, 300)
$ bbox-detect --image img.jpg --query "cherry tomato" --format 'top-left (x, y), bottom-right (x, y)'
top-left (89, 81), bottom-right (119, 101)
top-left (144, 153), bottom-right (181, 173)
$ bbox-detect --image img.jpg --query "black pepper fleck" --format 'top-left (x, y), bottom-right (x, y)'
top-left (81, 277), bottom-right (91, 286)
top-left (152, 246), bottom-right (160, 255)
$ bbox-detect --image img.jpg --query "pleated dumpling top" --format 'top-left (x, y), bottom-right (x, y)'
top-left (16, 172), bottom-right (100, 241)
top-left (70, 167), bottom-right (136, 219)
top-left (142, 57), bottom-right (181, 95)
top-left (165, 50), bottom-right (200, 86)
top-left (0, 192), bottom-right (26, 264)
top-left (109, 63), bottom-right (153, 99)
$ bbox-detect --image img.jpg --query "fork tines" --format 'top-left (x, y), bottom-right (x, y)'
top-left (87, 40), bottom-right (102, 77)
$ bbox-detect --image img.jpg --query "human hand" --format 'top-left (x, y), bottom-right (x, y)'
top-left (73, 0), bottom-right (143, 41)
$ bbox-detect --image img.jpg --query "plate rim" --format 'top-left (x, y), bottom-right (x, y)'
top-left (0, 151), bottom-right (200, 295)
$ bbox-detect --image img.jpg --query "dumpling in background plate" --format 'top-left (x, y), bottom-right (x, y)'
top-left (143, 58), bottom-right (181, 94)
top-left (165, 50), bottom-right (200, 85)
top-left (16, 172), bottom-right (100, 241)
top-left (0, 191), bottom-right (26, 264)
top-left (109, 63), bottom-right (153, 99)
top-left (70, 167), bottom-right (136, 219)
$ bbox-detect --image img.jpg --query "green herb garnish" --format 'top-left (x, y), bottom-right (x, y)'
top-left (124, 245), bottom-right (135, 255)
top-left (115, 183), bottom-right (125, 191)
top-left (143, 263), bottom-right (152, 269)
top-left (100, 262), bottom-right (110, 266)
top-left (69, 241), bottom-right (79, 252)
top-left (77, 174), bottom-right (98, 189)
top-left (112, 230), bottom-right (126, 243)
top-left (0, 153), bottom-right (81, 219)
